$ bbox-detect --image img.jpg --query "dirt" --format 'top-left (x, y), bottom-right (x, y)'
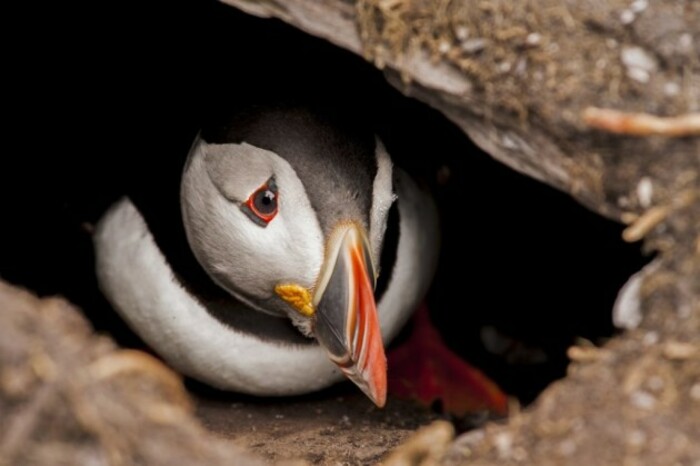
top-left (0, 282), bottom-right (265, 466)
top-left (0, 280), bottom-right (441, 466)
top-left (195, 388), bottom-right (438, 465)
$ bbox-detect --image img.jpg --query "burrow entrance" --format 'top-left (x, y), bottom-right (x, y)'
top-left (0, 0), bottom-right (650, 463)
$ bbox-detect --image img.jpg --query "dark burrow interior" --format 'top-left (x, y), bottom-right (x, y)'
top-left (3, 0), bottom-right (649, 433)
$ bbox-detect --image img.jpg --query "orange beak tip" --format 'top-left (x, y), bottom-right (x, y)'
top-left (313, 223), bottom-right (388, 407)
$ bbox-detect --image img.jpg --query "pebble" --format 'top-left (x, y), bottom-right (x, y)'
top-left (637, 177), bottom-right (653, 208)
top-left (664, 82), bottom-right (681, 97)
top-left (621, 46), bottom-right (657, 72)
top-left (621, 46), bottom-right (657, 83)
top-left (630, 0), bottom-right (648, 13)
top-left (494, 432), bottom-right (513, 459)
top-left (455, 26), bottom-right (469, 41)
top-left (627, 68), bottom-right (650, 83)
top-left (461, 38), bottom-right (487, 54)
top-left (525, 32), bottom-right (541, 46)
top-left (690, 383), bottom-right (700, 401)
top-left (679, 33), bottom-right (692, 50)
top-left (643, 331), bottom-right (659, 346)
top-left (620, 9), bottom-right (636, 25)
top-left (498, 61), bottom-right (512, 73)
top-left (630, 390), bottom-right (656, 410)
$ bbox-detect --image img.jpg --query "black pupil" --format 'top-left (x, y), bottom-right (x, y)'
top-left (254, 189), bottom-right (276, 214)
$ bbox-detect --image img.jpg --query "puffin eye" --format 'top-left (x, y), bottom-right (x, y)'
top-left (242, 178), bottom-right (278, 226)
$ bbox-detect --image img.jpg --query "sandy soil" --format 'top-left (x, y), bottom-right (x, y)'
top-left (195, 386), bottom-right (438, 465)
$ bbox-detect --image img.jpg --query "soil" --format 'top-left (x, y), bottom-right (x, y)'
top-left (0, 280), bottom-right (441, 466)
top-left (195, 388), bottom-right (438, 465)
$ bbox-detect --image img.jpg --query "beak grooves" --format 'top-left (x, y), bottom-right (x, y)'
top-left (313, 224), bottom-right (387, 407)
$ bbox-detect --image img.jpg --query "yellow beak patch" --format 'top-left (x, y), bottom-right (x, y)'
top-left (274, 283), bottom-right (315, 317)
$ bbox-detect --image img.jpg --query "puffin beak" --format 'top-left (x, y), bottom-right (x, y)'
top-left (312, 224), bottom-right (387, 407)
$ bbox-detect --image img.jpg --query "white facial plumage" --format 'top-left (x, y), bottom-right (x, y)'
top-left (181, 138), bottom-right (326, 318)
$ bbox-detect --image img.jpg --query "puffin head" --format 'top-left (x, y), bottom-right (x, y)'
top-left (180, 107), bottom-right (395, 407)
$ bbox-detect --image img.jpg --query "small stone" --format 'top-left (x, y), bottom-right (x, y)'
top-left (631, 0), bottom-right (648, 13)
top-left (637, 177), bottom-right (653, 208)
top-left (455, 26), bottom-right (470, 41)
top-left (525, 32), bottom-right (541, 46)
top-left (679, 33), bottom-right (692, 50)
top-left (621, 46), bottom-right (657, 72)
top-left (621, 46), bottom-right (658, 83)
top-left (620, 9), bottom-right (636, 25)
top-left (494, 432), bottom-right (513, 459)
top-left (461, 38), bottom-right (487, 54)
top-left (664, 82), bottom-right (681, 96)
top-left (627, 68), bottom-right (650, 83)
top-left (690, 383), bottom-right (700, 401)
top-left (498, 62), bottom-right (512, 73)
top-left (501, 133), bottom-right (521, 150)
top-left (613, 270), bottom-right (643, 330)
top-left (643, 331), bottom-right (659, 346)
top-left (456, 429), bottom-right (485, 447)
top-left (438, 40), bottom-right (451, 54)
top-left (630, 390), bottom-right (656, 410)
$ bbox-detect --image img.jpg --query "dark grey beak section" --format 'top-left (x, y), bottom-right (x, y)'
top-left (313, 224), bottom-right (386, 407)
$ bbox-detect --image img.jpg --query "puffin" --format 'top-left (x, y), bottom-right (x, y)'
top-left (94, 105), bottom-right (440, 407)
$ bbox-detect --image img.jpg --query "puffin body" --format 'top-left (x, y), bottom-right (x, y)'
top-left (94, 106), bottom-right (439, 406)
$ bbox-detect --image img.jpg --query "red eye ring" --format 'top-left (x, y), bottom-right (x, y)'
top-left (242, 179), bottom-right (279, 226)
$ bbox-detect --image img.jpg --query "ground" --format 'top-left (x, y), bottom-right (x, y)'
top-left (0, 281), bottom-right (443, 465)
top-left (196, 388), bottom-right (437, 465)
